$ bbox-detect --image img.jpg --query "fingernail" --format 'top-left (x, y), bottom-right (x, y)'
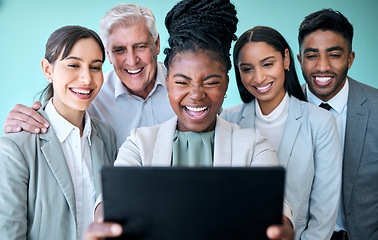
top-left (35, 128), bottom-right (40, 133)
top-left (41, 128), bottom-right (47, 133)
top-left (110, 224), bottom-right (122, 234)
top-left (44, 123), bottom-right (49, 128)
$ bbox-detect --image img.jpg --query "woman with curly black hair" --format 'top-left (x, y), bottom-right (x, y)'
top-left (85, 1), bottom-right (294, 239)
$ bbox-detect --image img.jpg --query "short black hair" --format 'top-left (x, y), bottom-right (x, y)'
top-left (298, 8), bottom-right (354, 53)
top-left (233, 26), bottom-right (306, 103)
top-left (164, 0), bottom-right (238, 73)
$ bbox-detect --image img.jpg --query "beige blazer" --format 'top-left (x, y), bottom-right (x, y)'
top-left (116, 116), bottom-right (277, 167)
top-left (0, 108), bottom-right (116, 240)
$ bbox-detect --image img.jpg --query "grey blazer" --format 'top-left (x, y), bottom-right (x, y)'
top-left (341, 78), bottom-right (378, 240)
top-left (0, 108), bottom-right (117, 240)
top-left (221, 96), bottom-right (342, 240)
top-left (116, 116), bottom-right (277, 167)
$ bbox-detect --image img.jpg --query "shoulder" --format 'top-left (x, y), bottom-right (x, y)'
top-left (130, 117), bottom-right (176, 141)
top-left (349, 78), bottom-right (378, 100)
top-left (217, 117), bottom-right (258, 140)
top-left (220, 102), bottom-right (251, 122)
top-left (0, 131), bottom-right (38, 148)
top-left (293, 97), bottom-right (334, 121)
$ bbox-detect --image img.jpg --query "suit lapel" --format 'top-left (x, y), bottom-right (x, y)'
top-left (213, 116), bottom-right (232, 166)
top-left (152, 117), bottom-right (178, 166)
top-left (343, 78), bottom-right (369, 207)
top-left (40, 130), bottom-right (77, 220)
top-left (89, 124), bottom-right (109, 199)
top-left (278, 97), bottom-right (302, 168)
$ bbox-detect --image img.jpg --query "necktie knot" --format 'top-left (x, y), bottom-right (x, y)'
top-left (319, 102), bottom-right (332, 111)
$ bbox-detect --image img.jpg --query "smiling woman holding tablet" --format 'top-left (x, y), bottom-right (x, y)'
top-left (85, 0), bottom-right (294, 239)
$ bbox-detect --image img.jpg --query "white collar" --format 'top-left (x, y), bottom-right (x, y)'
top-left (45, 99), bottom-right (92, 145)
top-left (306, 78), bottom-right (349, 114)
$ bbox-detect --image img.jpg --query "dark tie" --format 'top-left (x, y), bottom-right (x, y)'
top-left (319, 102), bottom-right (332, 111)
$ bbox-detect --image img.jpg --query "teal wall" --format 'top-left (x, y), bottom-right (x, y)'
top-left (1, 0), bottom-right (377, 136)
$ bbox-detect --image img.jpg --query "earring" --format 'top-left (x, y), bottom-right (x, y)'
top-left (167, 92), bottom-right (169, 97)
top-left (285, 67), bottom-right (290, 72)
top-left (224, 94), bottom-right (227, 98)
top-left (48, 78), bottom-right (52, 83)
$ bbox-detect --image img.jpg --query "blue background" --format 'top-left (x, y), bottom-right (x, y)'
top-left (0, 0), bottom-right (377, 136)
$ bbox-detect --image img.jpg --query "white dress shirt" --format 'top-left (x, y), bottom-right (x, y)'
top-left (87, 62), bottom-right (175, 150)
top-left (306, 79), bottom-right (349, 232)
top-left (45, 100), bottom-right (95, 240)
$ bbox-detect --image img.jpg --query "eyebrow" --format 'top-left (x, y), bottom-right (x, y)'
top-left (303, 46), bottom-right (345, 54)
top-left (173, 73), bottom-right (222, 80)
top-left (65, 56), bottom-right (103, 63)
top-left (239, 56), bottom-right (275, 66)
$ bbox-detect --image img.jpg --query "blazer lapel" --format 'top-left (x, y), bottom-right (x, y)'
top-left (40, 129), bottom-right (77, 220)
top-left (278, 97), bottom-right (302, 168)
top-left (152, 117), bottom-right (178, 166)
top-left (213, 116), bottom-right (232, 166)
top-left (89, 125), bottom-right (109, 199)
top-left (343, 78), bottom-right (369, 207)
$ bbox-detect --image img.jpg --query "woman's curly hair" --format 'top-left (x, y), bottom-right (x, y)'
top-left (164, 0), bottom-right (238, 73)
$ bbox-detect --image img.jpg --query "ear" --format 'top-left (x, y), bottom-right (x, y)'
top-left (106, 49), bottom-right (113, 64)
top-left (225, 75), bottom-right (229, 93)
top-left (41, 58), bottom-right (53, 81)
top-left (155, 34), bottom-right (161, 55)
top-left (347, 51), bottom-right (355, 70)
top-left (284, 48), bottom-right (290, 70)
top-left (297, 53), bottom-right (303, 69)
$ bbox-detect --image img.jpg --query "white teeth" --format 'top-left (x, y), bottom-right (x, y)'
top-left (186, 106), bottom-right (208, 112)
top-left (71, 88), bottom-right (91, 94)
top-left (256, 83), bottom-right (272, 90)
top-left (126, 68), bottom-right (142, 74)
top-left (315, 77), bottom-right (332, 82)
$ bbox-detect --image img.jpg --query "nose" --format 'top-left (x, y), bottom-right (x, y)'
top-left (79, 67), bottom-right (92, 85)
top-left (254, 67), bottom-right (266, 84)
top-left (125, 50), bottom-right (139, 66)
top-left (316, 55), bottom-right (331, 72)
top-left (189, 84), bottom-right (205, 101)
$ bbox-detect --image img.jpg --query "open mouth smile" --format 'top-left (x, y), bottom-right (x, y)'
top-left (184, 106), bottom-right (208, 118)
top-left (254, 82), bottom-right (273, 93)
top-left (70, 88), bottom-right (93, 99)
top-left (126, 68), bottom-right (143, 74)
top-left (313, 76), bottom-right (333, 86)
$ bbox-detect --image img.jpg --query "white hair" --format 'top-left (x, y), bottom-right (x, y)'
top-left (99, 3), bottom-right (158, 48)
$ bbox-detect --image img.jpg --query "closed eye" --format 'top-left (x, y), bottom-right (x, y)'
top-left (240, 66), bottom-right (253, 72)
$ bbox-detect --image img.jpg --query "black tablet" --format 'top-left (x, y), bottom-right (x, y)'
top-left (101, 166), bottom-right (285, 240)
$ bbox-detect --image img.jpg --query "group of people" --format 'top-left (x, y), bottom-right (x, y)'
top-left (0, 0), bottom-right (377, 240)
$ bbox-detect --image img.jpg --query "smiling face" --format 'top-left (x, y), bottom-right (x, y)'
top-left (106, 20), bottom-right (160, 99)
top-left (237, 41), bottom-right (289, 115)
top-left (166, 51), bottom-right (229, 132)
top-left (298, 30), bottom-right (355, 102)
top-left (44, 37), bottom-right (104, 119)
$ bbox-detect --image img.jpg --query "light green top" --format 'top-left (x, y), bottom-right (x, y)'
top-left (171, 130), bottom-right (215, 167)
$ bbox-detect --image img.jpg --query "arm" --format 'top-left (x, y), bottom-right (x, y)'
top-left (250, 129), bottom-right (278, 167)
top-left (302, 113), bottom-right (342, 239)
top-left (115, 129), bottom-right (143, 166)
top-left (3, 101), bottom-right (49, 134)
top-left (0, 137), bottom-right (29, 239)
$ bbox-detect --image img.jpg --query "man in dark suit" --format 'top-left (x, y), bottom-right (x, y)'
top-left (297, 8), bottom-right (378, 240)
